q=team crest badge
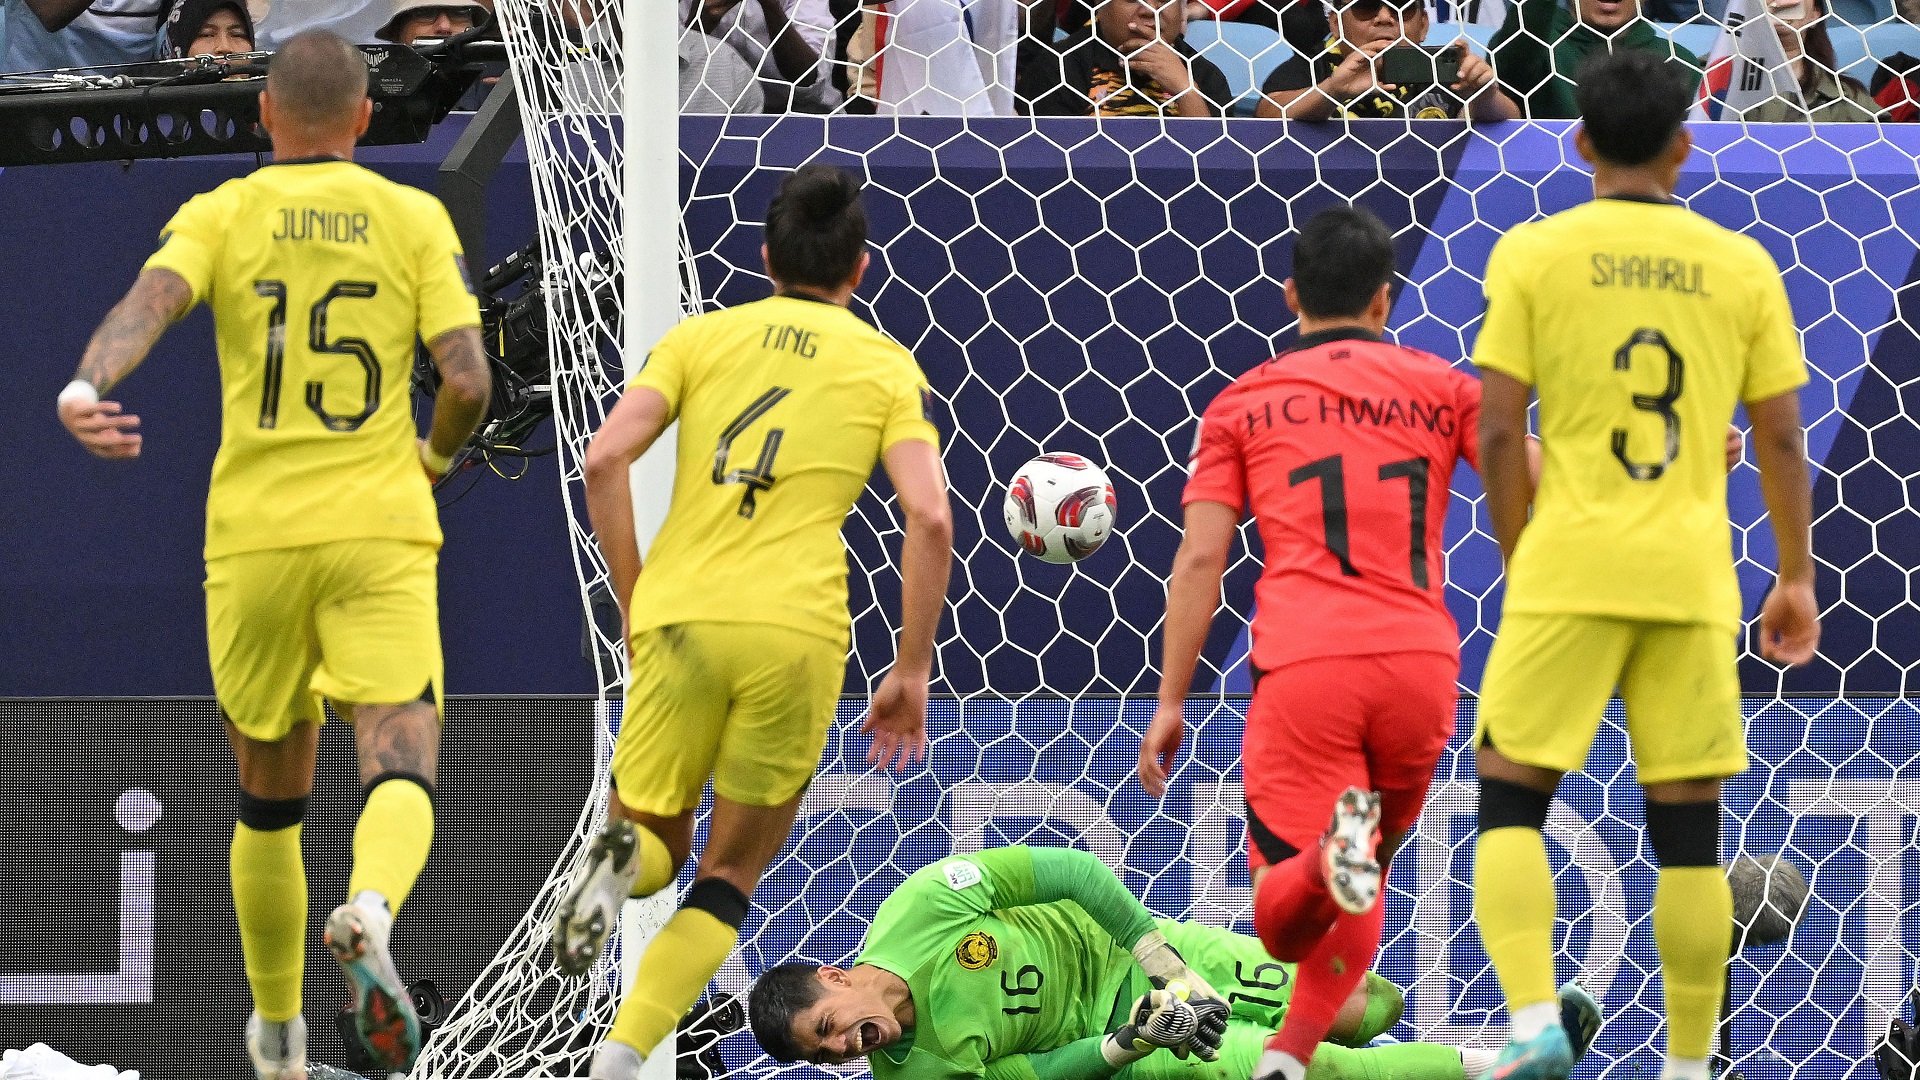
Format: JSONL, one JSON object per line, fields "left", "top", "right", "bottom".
{"left": 955, "top": 931, "right": 997, "bottom": 970}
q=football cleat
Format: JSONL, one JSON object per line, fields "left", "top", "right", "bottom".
{"left": 1490, "top": 1023, "right": 1573, "bottom": 1080}
{"left": 553, "top": 817, "right": 642, "bottom": 976}
{"left": 327, "top": 897, "right": 422, "bottom": 1073}
{"left": 244, "top": 1012, "right": 306, "bottom": 1080}
{"left": 1558, "top": 983, "right": 1603, "bottom": 1063}
{"left": 1323, "top": 787, "right": 1384, "bottom": 915}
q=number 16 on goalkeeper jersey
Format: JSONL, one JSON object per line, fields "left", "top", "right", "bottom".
{"left": 553, "top": 164, "right": 955, "bottom": 1080}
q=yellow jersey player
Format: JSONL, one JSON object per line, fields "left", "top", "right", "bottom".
{"left": 1469, "top": 52, "right": 1821, "bottom": 1080}
{"left": 54, "top": 31, "right": 489, "bottom": 1080}
{"left": 555, "top": 163, "right": 954, "bottom": 1080}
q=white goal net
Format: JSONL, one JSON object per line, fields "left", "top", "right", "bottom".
{"left": 415, "top": 3, "right": 1920, "bottom": 1078}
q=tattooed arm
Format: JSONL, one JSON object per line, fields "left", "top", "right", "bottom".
{"left": 59, "top": 267, "right": 195, "bottom": 460}
{"left": 421, "top": 325, "right": 492, "bottom": 478}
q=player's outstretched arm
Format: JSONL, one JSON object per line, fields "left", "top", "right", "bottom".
{"left": 1748, "top": 389, "right": 1820, "bottom": 666}
{"left": 1478, "top": 369, "right": 1534, "bottom": 562}
{"left": 1140, "top": 499, "right": 1237, "bottom": 798}
{"left": 421, "top": 326, "right": 492, "bottom": 480}
{"left": 58, "top": 267, "right": 194, "bottom": 460}
{"left": 863, "top": 438, "right": 952, "bottom": 771}
{"left": 583, "top": 386, "right": 673, "bottom": 641}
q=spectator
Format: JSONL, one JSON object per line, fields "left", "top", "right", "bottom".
{"left": 164, "top": 0, "right": 257, "bottom": 58}
{"left": 1740, "top": 0, "right": 1878, "bottom": 121}
{"left": 1016, "top": 0, "right": 1233, "bottom": 115}
{"left": 1257, "top": 0, "right": 1519, "bottom": 119}
{"left": 376, "top": 0, "right": 490, "bottom": 42}
{"left": 682, "top": 27, "right": 766, "bottom": 110}
{"left": 1489, "top": 0, "right": 1700, "bottom": 117}
{"left": 683, "top": 0, "right": 840, "bottom": 111}
{"left": 1873, "top": 51, "right": 1920, "bottom": 120}
{"left": 3, "top": 0, "right": 165, "bottom": 72}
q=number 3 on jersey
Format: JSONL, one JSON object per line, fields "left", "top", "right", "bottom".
{"left": 714, "top": 386, "right": 792, "bottom": 519}
{"left": 1612, "top": 327, "right": 1683, "bottom": 481}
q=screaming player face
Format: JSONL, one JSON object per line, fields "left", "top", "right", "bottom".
{"left": 787, "top": 966, "right": 906, "bottom": 1064}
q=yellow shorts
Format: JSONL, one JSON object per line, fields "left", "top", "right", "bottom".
{"left": 1475, "top": 613, "right": 1747, "bottom": 785}
{"left": 612, "top": 622, "right": 845, "bottom": 818}
{"left": 206, "top": 539, "right": 443, "bottom": 743}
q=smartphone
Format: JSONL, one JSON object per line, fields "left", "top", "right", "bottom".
{"left": 1375, "top": 44, "right": 1462, "bottom": 86}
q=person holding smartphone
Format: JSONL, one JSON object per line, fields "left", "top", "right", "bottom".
{"left": 1256, "top": 0, "right": 1519, "bottom": 120}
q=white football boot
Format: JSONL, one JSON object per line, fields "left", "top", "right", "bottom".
{"left": 244, "top": 1012, "right": 306, "bottom": 1080}
{"left": 1322, "top": 787, "right": 1384, "bottom": 915}
{"left": 326, "top": 893, "right": 422, "bottom": 1074}
{"left": 553, "top": 818, "right": 643, "bottom": 976}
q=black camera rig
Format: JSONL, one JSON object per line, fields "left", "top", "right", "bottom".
{"left": 0, "top": 30, "right": 505, "bottom": 167}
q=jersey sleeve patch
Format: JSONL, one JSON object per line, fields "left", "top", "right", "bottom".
{"left": 943, "top": 859, "right": 984, "bottom": 891}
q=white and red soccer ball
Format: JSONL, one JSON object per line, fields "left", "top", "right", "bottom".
{"left": 1002, "top": 453, "right": 1118, "bottom": 564}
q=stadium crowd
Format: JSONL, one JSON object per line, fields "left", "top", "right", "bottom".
{"left": 0, "top": 0, "right": 1914, "bottom": 120}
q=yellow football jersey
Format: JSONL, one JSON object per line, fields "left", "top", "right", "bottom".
{"left": 144, "top": 158, "right": 481, "bottom": 561}
{"left": 627, "top": 295, "right": 940, "bottom": 648}
{"left": 1474, "top": 197, "right": 1808, "bottom": 632}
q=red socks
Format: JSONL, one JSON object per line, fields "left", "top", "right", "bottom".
{"left": 1255, "top": 851, "right": 1388, "bottom": 1065}
{"left": 1253, "top": 849, "right": 1341, "bottom": 962}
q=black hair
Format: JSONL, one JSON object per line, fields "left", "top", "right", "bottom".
{"left": 749, "top": 963, "right": 828, "bottom": 1063}
{"left": 1575, "top": 51, "right": 1692, "bottom": 167}
{"left": 1290, "top": 205, "right": 1396, "bottom": 319}
{"left": 765, "top": 164, "right": 868, "bottom": 292}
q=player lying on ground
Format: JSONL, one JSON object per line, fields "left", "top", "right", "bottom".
{"left": 749, "top": 845, "right": 1601, "bottom": 1080}
{"left": 1470, "top": 51, "right": 1820, "bottom": 1080}
{"left": 54, "top": 30, "right": 490, "bottom": 1080}
{"left": 553, "top": 163, "right": 954, "bottom": 1080}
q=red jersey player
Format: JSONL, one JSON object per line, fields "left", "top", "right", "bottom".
{"left": 1140, "top": 206, "right": 1489, "bottom": 1080}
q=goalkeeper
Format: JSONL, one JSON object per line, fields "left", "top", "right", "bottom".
{"left": 749, "top": 846, "right": 1599, "bottom": 1080}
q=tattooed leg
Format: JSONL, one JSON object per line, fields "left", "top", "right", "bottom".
{"left": 341, "top": 699, "right": 440, "bottom": 913}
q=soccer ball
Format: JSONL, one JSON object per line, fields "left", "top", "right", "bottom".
{"left": 1727, "top": 853, "right": 1811, "bottom": 948}
{"left": 1003, "top": 453, "right": 1118, "bottom": 564}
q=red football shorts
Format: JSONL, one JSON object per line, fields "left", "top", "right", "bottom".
{"left": 1242, "top": 651, "right": 1460, "bottom": 871}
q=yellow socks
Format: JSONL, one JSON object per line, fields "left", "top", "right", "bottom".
{"left": 231, "top": 821, "right": 307, "bottom": 1022}
{"left": 1473, "top": 826, "right": 1559, "bottom": 1012}
{"left": 1654, "top": 866, "right": 1733, "bottom": 1060}
{"left": 348, "top": 778, "right": 435, "bottom": 912}
{"left": 633, "top": 824, "right": 676, "bottom": 898}
{"left": 608, "top": 880, "right": 748, "bottom": 1056}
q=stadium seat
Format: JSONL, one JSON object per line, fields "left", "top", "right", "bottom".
{"left": 1656, "top": 21, "right": 1724, "bottom": 59}
{"left": 1828, "top": 23, "right": 1875, "bottom": 81}
{"left": 1828, "top": 0, "right": 1892, "bottom": 25}
{"left": 1867, "top": 21, "right": 1920, "bottom": 70}
{"left": 1426, "top": 21, "right": 1500, "bottom": 51}
{"left": 1184, "top": 20, "right": 1293, "bottom": 114}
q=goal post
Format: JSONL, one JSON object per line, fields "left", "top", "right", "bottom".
{"left": 424, "top": 5, "right": 1920, "bottom": 1076}
{"left": 617, "top": 1, "right": 684, "bottom": 1079}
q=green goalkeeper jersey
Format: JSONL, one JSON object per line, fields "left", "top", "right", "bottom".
{"left": 859, "top": 847, "right": 1156, "bottom": 1080}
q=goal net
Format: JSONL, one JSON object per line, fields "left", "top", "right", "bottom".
{"left": 416, "top": 4, "right": 1920, "bottom": 1078}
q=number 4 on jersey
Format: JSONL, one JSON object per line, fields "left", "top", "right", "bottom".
{"left": 713, "top": 386, "right": 792, "bottom": 518}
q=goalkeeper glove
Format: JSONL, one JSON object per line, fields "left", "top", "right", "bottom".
{"left": 1130, "top": 930, "right": 1231, "bottom": 1060}
{"left": 1101, "top": 989, "right": 1199, "bottom": 1069}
